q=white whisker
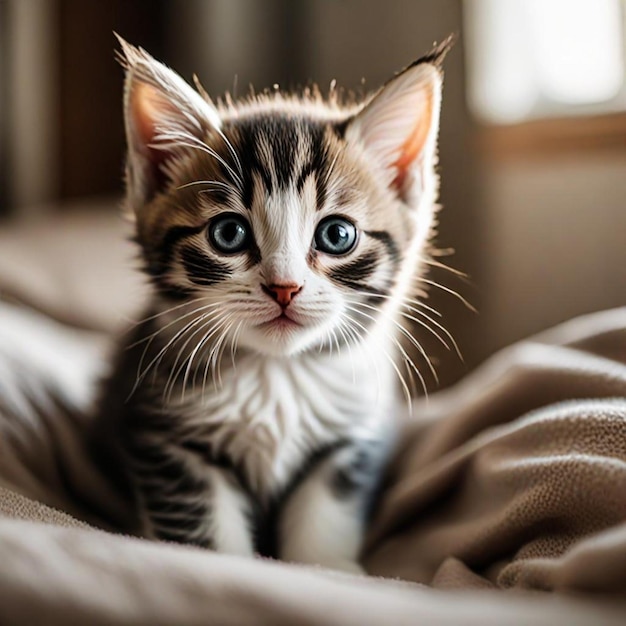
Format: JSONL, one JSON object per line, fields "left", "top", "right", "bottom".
{"left": 177, "top": 179, "right": 238, "bottom": 195}
{"left": 126, "top": 295, "right": 212, "bottom": 328}
{"left": 347, "top": 290, "right": 463, "bottom": 362}
{"left": 129, "top": 301, "right": 224, "bottom": 349}
{"left": 153, "top": 130, "right": 243, "bottom": 190}
{"left": 416, "top": 277, "right": 477, "bottom": 313}
{"left": 230, "top": 321, "right": 244, "bottom": 371}
{"left": 345, "top": 302, "right": 437, "bottom": 386}
{"left": 163, "top": 311, "right": 227, "bottom": 402}
{"left": 131, "top": 302, "right": 225, "bottom": 393}
{"left": 214, "top": 127, "right": 244, "bottom": 179}
{"left": 181, "top": 312, "right": 232, "bottom": 401}
{"left": 334, "top": 318, "right": 355, "bottom": 384}
{"left": 343, "top": 314, "right": 415, "bottom": 410}
{"left": 350, "top": 297, "right": 458, "bottom": 360}
{"left": 201, "top": 315, "right": 234, "bottom": 396}
{"left": 404, "top": 306, "right": 464, "bottom": 362}
{"left": 423, "top": 257, "right": 469, "bottom": 279}
{"left": 212, "top": 317, "right": 236, "bottom": 389}
{"left": 132, "top": 308, "right": 221, "bottom": 397}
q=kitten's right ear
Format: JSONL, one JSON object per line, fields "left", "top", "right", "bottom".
{"left": 116, "top": 35, "right": 221, "bottom": 212}
{"left": 343, "top": 37, "right": 453, "bottom": 207}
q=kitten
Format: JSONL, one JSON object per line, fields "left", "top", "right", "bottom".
{"left": 95, "top": 36, "right": 449, "bottom": 574}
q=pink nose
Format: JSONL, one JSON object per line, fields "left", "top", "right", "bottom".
{"left": 262, "top": 283, "right": 303, "bottom": 307}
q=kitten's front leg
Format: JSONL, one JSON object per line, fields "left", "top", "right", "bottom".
{"left": 278, "top": 442, "right": 384, "bottom": 575}
{"left": 130, "top": 444, "right": 255, "bottom": 556}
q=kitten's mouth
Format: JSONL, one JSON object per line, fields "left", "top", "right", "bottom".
{"left": 261, "top": 312, "right": 302, "bottom": 330}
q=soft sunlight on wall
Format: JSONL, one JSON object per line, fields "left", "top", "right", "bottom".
{"left": 464, "top": 0, "right": 626, "bottom": 123}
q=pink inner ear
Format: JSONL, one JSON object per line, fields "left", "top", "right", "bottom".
{"left": 131, "top": 82, "right": 169, "bottom": 158}
{"left": 129, "top": 82, "right": 173, "bottom": 192}
{"left": 391, "top": 90, "right": 433, "bottom": 192}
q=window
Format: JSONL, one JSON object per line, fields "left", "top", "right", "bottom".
{"left": 464, "top": 0, "right": 626, "bottom": 124}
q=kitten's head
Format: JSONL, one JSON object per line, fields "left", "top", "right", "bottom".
{"left": 120, "top": 37, "right": 449, "bottom": 358}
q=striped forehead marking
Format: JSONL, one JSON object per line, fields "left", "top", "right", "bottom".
{"left": 226, "top": 115, "right": 334, "bottom": 211}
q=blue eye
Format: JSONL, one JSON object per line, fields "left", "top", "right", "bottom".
{"left": 209, "top": 214, "right": 251, "bottom": 254}
{"left": 314, "top": 217, "right": 358, "bottom": 255}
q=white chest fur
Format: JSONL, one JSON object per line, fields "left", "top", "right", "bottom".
{"left": 176, "top": 349, "right": 393, "bottom": 500}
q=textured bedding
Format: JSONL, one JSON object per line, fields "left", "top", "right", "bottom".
{"left": 0, "top": 211, "right": 625, "bottom": 622}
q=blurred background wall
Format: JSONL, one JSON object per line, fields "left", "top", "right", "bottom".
{"left": 0, "top": 0, "right": 625, "bottom": 389}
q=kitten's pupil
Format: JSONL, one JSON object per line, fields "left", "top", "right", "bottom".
{"left": 314, "top": 217, "right": 357, "bottom": 255}
{"left": 329, "top": 224, "right": 348, "bottom": 245}
{"left": 209, "top": 213, "right": 250, "bottom": 254}
{"left": 222, "top": 222, "right": 242, "bottom": 243}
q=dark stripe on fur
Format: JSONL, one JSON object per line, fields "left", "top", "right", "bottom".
{"left": 315, "top": 174, "right": 327, "bottom": 211}
{"left": 180, "top": 246, "right": 231, "bottom": 286}
{"left": 331, "top": 445, "right": 378, "bottom": 497}
{"left": 333, "top": 118, "right": 349, "bottom": 139}
{"left": 263, "top": 117, "right": 297, "bottom": 189}
{"left": 199, "top": 185, "right": 231, "bottom": 206}
{"left": 334, "top": 280, "right": 388, "bottom": 296}
{"left": 296, "top": 165, "right": 327, "bottom": 211}
{"left": 257, "top": 441, "right": 346, "bottom": 558}
{"left": 364, "top": 230, "right": 399, "bottom": 262}
{"left": 334, "top": 187, "right": 356, "bottom": 207}
{"left": 295, "top": 124, "right": 330, "bottom": 210}
{"left": 158, "top": 223, "right": 208, "bottom": 266}
{"left": 246, "top": 240, "right": 262, "bottom": 267}
{"left": 150, "top": 279, "right": 193, "bottom": 301}
{"left": 142, "top": 223, "right": 208, "bottom": 300}
{"left": 328, "top": 251, "right": 380, "bottom": 292}
{"left": 231, "top": 118, "right": 276, "bottom": 206}
{"left": 128, "top": 440, "right": 215, "bottom": 547}
{"left": 231, "top": 116, "right": 332, "bottom": 209}
{"left": 329, "top": 441, "right": 387, "bottom": 520}
{"left": 295, "top": 160, "right": 315, "bottom": 194}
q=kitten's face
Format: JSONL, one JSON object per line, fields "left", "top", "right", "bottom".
{"left": 120, "top": 39, "right": 446, "bottom": 358}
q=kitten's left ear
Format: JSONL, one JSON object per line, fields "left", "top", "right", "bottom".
{"left": 116, "top": 34, "right": 222, "bottom": 213}
{"left": 344, "top": 38, "right": 453, "bottom": 205}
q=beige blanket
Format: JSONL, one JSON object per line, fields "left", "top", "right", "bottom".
{"left": 0, "top": 296, "right": 625, "bottom": 623}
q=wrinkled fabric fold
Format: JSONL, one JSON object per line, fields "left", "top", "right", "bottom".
{"left": 364, "top": 309, "right": 626, "bottom": 591}
{"left": 1, "top": 304, "right": 625, "bottom": 623}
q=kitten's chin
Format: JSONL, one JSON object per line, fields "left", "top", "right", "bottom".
{"left": 238, "top": 321, "right": 327, "bottom": 358}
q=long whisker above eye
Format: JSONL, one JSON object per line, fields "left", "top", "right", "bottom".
{"left": 154, "top": 130, "right": 244, "bottom": 191}
{"left": 324, "top": 151, "right": 341, "bottom": 186}
{"left": 177, "top": 179, "right": 238, "bottom": 195}
{"left": 191, "top": 74, "right": 244, "bottom": 180}
{"left": 214, "top": 127, "right": 244, "bottom": 180}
